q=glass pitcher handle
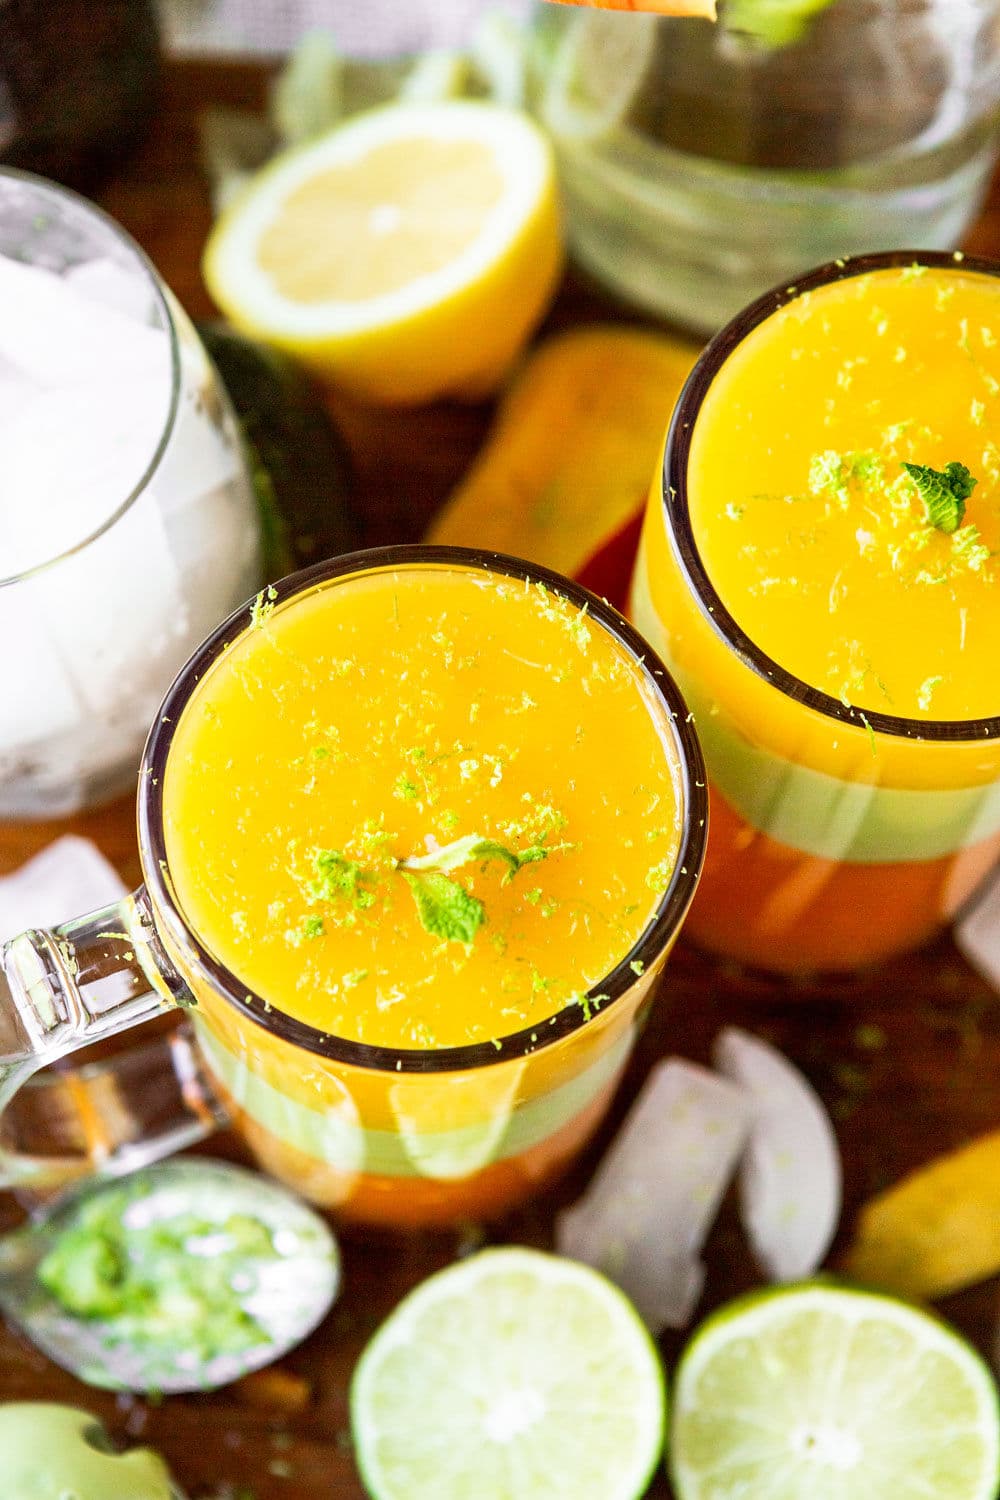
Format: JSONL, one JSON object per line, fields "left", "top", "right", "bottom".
{"left": 0, "top": 885, "right": 226, "bottom": 1195}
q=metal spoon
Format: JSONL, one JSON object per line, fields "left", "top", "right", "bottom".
{"left": 0, "top": 1158, "right": 340, "bottom": 1392}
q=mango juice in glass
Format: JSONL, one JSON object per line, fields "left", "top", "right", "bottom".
{"left": 0, "top": 549, "right": 706, "bottom": 1228}
{"left": 631, "top": 252, "right": 1000, "bottom": 975}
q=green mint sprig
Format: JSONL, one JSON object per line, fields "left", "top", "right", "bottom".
{"left": 398, "top": 833, "right": 548, "bottom": 883}
{"left": 902, "top": 461, "right": 977, "bottom": 535}
{"left": 295, "top": 833, "right": 563, "bottom": 948}
{"left": 397, "top": 833, "right": 554, "bottom": 942}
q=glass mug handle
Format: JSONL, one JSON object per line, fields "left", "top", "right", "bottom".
{"left": 0, "top": 886, "right": 227, "bottom": 1196}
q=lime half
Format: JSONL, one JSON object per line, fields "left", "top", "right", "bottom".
{"left": 671, "top": 1282, "right": 1000, "bottom": 1500}
{"left": 351, "top": 1247, "right": 665, "bottom": 1500}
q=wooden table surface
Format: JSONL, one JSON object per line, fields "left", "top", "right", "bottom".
{"left": 3, "top": 59, "right": 1000, "bottom": 1500}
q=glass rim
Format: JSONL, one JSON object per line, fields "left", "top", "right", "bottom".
{"left": 138, "top": 544, "right": 708, "bottom": 1076}
{"left": 663, "top": 247, "right": 1000, "bottom": 744}
{"left": 0, "top": 166, "right": 181, "bottom": 590}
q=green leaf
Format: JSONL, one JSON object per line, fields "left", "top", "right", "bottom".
{"left": 400, "top": 834, "right": 548, "bottom": 881}
{"left": 723, "top": 0, "right": 836, "bottom": 48}
{"left": 902, "top": 461, "right": 977, "bottom": 534}
{"left": 403, "top": 871, "right": 485, "bottom": 945}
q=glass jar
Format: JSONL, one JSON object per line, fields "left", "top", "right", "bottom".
{"left": 530, "top": 0, "right": 1000, "bottom": 333}
{"left": 629, "top": 250, "right": 1000, "bottom": 974}
{"left": 0, "top": 171, "right": 262, "bottom": 818}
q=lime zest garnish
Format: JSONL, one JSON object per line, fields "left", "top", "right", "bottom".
{"left": 250, "top": 584, "right": 278, "bottom": 629}
{"left": 402, "top": 870, "right": 485, "bottom": 945}
{"left": 309, "top": 848, "right": 378, "bottom": 910}
{"left": 917, "top": 676, "right": 943, "bottom": 712}
{"left": 902, "top": 460, "right": 977, "bottom": 534}
{"left": 37, "top": 1189, "right": 277, "bottom": 1361}
{"left": 952, "top": 523, "right": 992, "bottom": 572}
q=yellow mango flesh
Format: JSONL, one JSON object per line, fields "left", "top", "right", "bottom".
{"left": 163, "top": 566, "right": 681, "bottom": 1049}
{"left": 689, "top": 264, "right": 1000, "bottom": 722}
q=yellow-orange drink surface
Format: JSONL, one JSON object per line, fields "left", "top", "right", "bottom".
{"left": 153, "top": 555, "right": 701, "bottom": 1224}
{"left": 632, "top": 256, "right": 1000, "bottom": 974}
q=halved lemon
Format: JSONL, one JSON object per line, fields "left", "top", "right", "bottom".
{"left": 203, "top": 101, "right": 563, "bottom": 406}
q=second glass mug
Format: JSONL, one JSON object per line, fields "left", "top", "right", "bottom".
{"left": 0, "top": 547, "right": 707, "bottom": 1228}
{"left": 630, "top": 250, "right": 1000, "bottom": 975}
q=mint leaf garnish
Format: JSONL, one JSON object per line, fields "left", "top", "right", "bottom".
{"left": 902, "top": 461, "right": 977, "bottom": 534}
{"left": 400, "top": 834, "right": 548, "bottom": 883}
{"left": 296, "top": 830, "right": 556, "bottom": 948}
{"left": 403, "top": 871, "right": 485, "bottom": 944}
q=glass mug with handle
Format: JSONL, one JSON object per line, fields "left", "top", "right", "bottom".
{"left": 0, "top": 546, "right": 707, "bottom": 1228}
{"left": 630, "top": 250, "right": 1000, "bottom": 975}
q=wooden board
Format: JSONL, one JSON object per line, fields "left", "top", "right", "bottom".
{"left": 2, "top": 59, "right": 1000, "bottom": 1500}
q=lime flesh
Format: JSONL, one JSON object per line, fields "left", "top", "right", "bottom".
{"left": 671, "top": 1283, "right": 1000, "bottom": 1500}
{"left": 351, "top": 1246, "right": 665, "bottom": 1500}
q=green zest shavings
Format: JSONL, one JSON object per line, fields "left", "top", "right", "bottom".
{"left": 37, "top": 1190, "right": 276, "bottom": 1361}
{"left": 309, "top": 848, "right": 377, "bottom": 910}
{"left": 902, "top": 461, "right": 977, "bottom": 534}
{"left": 250, "top": 583, "right": 278, "bottom": 629}
{"left": 402, "top": 870, "right": 485, "bottom": 944}
{"left": 808, "top": 449, "right": 883, "bottom": 507}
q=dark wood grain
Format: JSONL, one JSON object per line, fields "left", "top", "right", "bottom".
{"left": 2, "top": 58, "right": 1000, "bottom": 1500}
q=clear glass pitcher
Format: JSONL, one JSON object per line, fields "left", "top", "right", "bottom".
{"left": 0, "top": 547, "right": 707, "bottom": 1228}
{"left": 531, "top": 0, "right": 1000, "bottom": 332}
{"left": 0, "top": 169, "right": 261, "bottom": 818}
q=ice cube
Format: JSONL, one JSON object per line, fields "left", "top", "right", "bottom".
{"left": 64, "top": 257, "right": 158, "bottom": 324}
{"left": 0, "top": 581, "right": 82, "bottom": 757}
{"left": 0, "top": 253, "right": 168, "bottom": 386}
{"left": 0, "top": 836, "right": 126, "bottom": 944}
{"left": 0, "top": 354, "right": 41, "bottom": 435}
{"left": 32, "top": 482, "right": 188, "bottom": 714}
{"left": 0, "top": 374, "right": 172, "bottom": 573}
{"left": 160, "top": 479, "right": 261, "bottom": 639}
{"left": 556, "top": 1059, "right": 752, "bottom": 1332}
{"left": 714, "top": 1027, "right": 841, "bottom": 1281}
{"left": 956, "top": 864, "right": 1000, "bottom": 992}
